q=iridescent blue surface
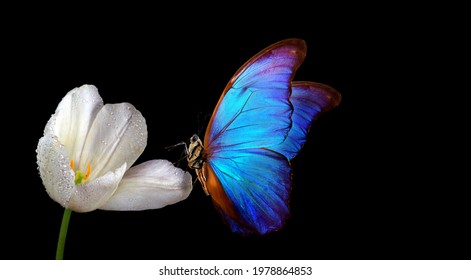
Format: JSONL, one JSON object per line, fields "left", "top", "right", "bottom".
{"left": 275, "top": 81, "right": 342, "bottom": 160}
{"left": 201, "top": 39, "right": 341, "bottom": 235}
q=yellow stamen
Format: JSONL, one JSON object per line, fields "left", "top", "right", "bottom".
{"left": 70, "top": 159, "right": 75, "bottom": 170}
{"left": 84, "top": 164, "right": 91, "bottom": 180}
{"left": 72, "top": 162, "right": 92, "bottom": 185}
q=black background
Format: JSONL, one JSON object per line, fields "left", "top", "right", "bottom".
{"left": 2, "top": 5, "right": 467, "bottom": 260}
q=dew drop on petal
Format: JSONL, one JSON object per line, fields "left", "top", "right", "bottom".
{"left": 37, "top": 134, "right": 75, "bottom": 207}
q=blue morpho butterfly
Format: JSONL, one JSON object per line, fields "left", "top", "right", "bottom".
{"left": 171, "top": 38, "right": 341, "bottom": 235}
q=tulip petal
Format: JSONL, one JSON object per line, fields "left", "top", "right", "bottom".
{"left": 36, "top": 133, "right": 76, "bottom": 208}
{"left": 78, "top": 103, "right": 147, "bottom": 180}
{"left": 67, "top": 163, "right": 127, "bottom": 212}
{"left": 47, "top": 84, "right": 104, "bottom": 163}
{"left": 99, "top": 160, "right": 193, "bottom": 211}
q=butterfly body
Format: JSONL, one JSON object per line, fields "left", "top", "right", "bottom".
{"left": 186, "top": 38, "right": 341, "bottom": 235}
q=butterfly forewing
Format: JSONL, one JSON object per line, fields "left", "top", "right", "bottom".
{"left": 200, "top": 39, "right": 308, "bottom": 235}
{"left": 204, "top": 39, "right": 307, "bottom": 153}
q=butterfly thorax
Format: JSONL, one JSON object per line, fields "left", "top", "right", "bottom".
{"left": 187, "top": 134, "right": 205, "bottom": 169}
{"left": 186, "top": 134, "right": 210, "bottom": 195}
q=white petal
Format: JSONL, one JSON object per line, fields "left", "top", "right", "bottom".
{"left": 99, "top": 160, "right": 193, "bottom": 211}
{"left": 67, "top": 163, "right": 127, "bottom": 212}
{"left": 46, "top": 84, "right": 103, "bottom": 163}
{"left": 36, "top": 133, "right": 76, "bottom": 208}
{"left": 78, "top": 103, "right": 147, "bottom": 180}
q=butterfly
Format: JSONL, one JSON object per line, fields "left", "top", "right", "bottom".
{"left": 181, "top": 38, "right": 341, "bottom": 235}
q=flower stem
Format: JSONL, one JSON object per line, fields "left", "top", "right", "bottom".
{"left": 56, "top": 208, "right": 72, "bottom": 260}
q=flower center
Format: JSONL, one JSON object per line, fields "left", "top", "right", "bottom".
{"left": 70, "top": 160, "right": 91, "bottom": 185}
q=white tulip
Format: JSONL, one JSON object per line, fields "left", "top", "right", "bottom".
{"left": 36, "top": 84, "right": 192, "bottom": 212}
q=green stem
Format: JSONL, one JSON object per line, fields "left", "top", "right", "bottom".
{"left": 56, "top": 208, "right": 72, "bottom": 260}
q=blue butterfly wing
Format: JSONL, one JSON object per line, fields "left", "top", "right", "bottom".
{"left": 203, "top": 82, "right": 341, "bottom": 234}
{"left": 275, "top": 81, "right": 342, "bottom": 160}
{"left": 204, "top": 149, "right": 291, "bottom": 235}
{"left": 201, "top": 39, "right": 307, "bottom": 235}
{"left": 204, "top": 39, "right": 307, "bottom": 152}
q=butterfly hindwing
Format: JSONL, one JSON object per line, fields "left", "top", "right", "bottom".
{"left": 204, "top": 148, "right": 291, "bottom": 235}
{"left": 275, "top": 81, "right": 342, "bottom": 160}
